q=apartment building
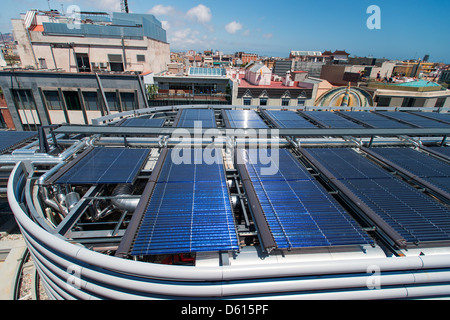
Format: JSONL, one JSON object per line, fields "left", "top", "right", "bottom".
{"left": 12, "top": 10, "right": 170, "bottom": 74}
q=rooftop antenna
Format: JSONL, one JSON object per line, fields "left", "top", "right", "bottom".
{"left": 121, "top": 0, "right": 129, "bottom": 13}
{"left": 47, "top": 0, "right": 51, "bottom": 11}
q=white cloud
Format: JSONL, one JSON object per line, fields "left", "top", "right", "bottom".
{"left": 243, "top": 29, "right": 250, "bottom": 36}
{"left": 147, "top": 5, "right": 176, "bottom": 16}
{"left": 161, "top": 21, "right": 171, "bottom": 30}
{"left": 169, "top": 27, "right": 216, "bottom": 50}
{"left": 225, "top": 21, "right": 243, "bottom": 34}
{"left": 263, "top": 33, "right": 273, "bottom": 39}
{"left": 186, "top": 4, "right": 212, "bottom": 24}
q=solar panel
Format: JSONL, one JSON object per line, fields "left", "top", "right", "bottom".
{"left": 131, "top": 148, "right": 239, "bottom": 255}
{"left": 339, "top": 111, "right": 413, "bottom": 129}
{"left": 263, "top": 110, "right": 317, "bottom": 128}
{"left": 0, "top": 131, "right": 37, "bottom": 154}
{"left": 240, "top": 148, "right": 373, "bottom": 249}
{"left": 411, "top": 112, "right": 450, "bottom": 124}
{"left": 428, "top": 147, "right": 450, "bottom": 159}
{"left": 223, "top": 110, "right": 268, "bottom": 128}
{"left": 176, "top": 109, "right": 217, "bottom": 128}
{"left": 305, "top": 148, "right": 450, "bottom": 244}
{"left": 377, "top": 112, "right": 449, "bottom": 128}
{"left": 55, "top": 147, "right": 150, "bottom": 185}
{"left": 120, "top": 118, "right": 166, "bottom": 127}
{"left": 366, "top": 147, "right": 450, "bottom": 194}
{"left": 301, "top": 111, "right": 364, "bottom": 128}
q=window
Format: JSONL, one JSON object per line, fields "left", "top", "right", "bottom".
{"left": 38, "top": 58, "right": 47, "bottom": 69}
{"left": 63, "top": 91, "right": 82, "bottom": 111}
{"left": 282, "top": 98, "right": 290, "bottom": 106}
{"left": 11, "top": 89, "right": 40, "bottom": 131}
{"left": 83, "top": 92, "right": 100, "bottom": 111}
{"left": 259, "top": 98, "right": 268, "bottom": 106}
{"left": 108, "top": 54, "right": 124, "bottom": 72}
{"left": 435, "top": 97, "right": 446, "bottom": 109}
{"left": 106, "top": 92, "right": 120, "bottom": 111}
{"left": 120, "top": 92, "right": 136, "bottom": 111}
{"left": 376, "top": 97, "right": 391, "bottom": 107}
{"left": 297, "top": 98, "right": 306, "bottom": 106}
{"left": 243, "top": 98, "right": 251, "bottom": 105}
{"left": 137, "top": 54, "right": 146, "bottom": 62}
{"left": 76, "top": 53, "right": 91, "bottom": 73}
{"left": 43, "top": 91, "right": 62, "bottom": 110}
{"left": 401, "top": 97, "right": 415, "bottom": 108}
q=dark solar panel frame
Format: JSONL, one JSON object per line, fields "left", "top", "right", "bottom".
{"left": 0, "top": 131, "right": 37, "bottom": 154}
{"left": 120, "top": 118, "right": 166, "bottom": 128}
{"left": 55, "top": 147, "right": 151, "bottom": 185}
{"left": 263, "top": 110, "right": 317, "bottom": 129}
{"left": 363, "top": 147, "right": 450, "bottom": 196}
{"left": 376, "top": 112, "right": 449, "bottom": 128}
{"left": 240, "top": 148, "right": 373, "bottom": 250}
{"left": 411, "top": 112, "right": 450, "bottom": 125}
{"left": 300, "top": 111, "right": 364, "bottom": 129}
{"left": 338, "top": 111, "right": 413, "bottom": 129}
{"left": 176, "top": 109, "right": 217, "bottom": 128}
{"left": 131, "top": 148, "right": 239, "bottom": 256}
{"left": 304, "top": 148, "right": 450, "bottom": 245}
{"left": 223, "top": 110, "right": 268, "bottom": 128}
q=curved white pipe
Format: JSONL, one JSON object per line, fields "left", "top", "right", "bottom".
{"left": 9, "top": 162, "right": 450, "bottom": 299}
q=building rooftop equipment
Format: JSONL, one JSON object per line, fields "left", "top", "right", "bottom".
{"left": 5, "top": 105, "right": 450, "bottom": 300}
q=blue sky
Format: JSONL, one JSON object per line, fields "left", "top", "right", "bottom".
{"left": 1, "top": 0, "right": 449, "bottom": 63}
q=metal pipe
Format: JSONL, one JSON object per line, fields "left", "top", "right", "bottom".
{"left": 110, "top": 184, "right": 139, "bottom": 213}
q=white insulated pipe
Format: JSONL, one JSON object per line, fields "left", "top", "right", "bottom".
{"left": 8, "top": 162, "right": 450, "bottom": 299}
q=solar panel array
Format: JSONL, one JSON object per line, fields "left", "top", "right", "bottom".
{"left": 412, "top": 112, "right": 450, "bottom": 124}
{"left": 177, "top": 109, "right": 217, "bottom": 128}
{"left": 263, "top": 110, "right": 317, "bottom": 128}
{"left": 305, "top": 148, "right": 450, "bottom": 244}
{"left": 188, "top": 67, "right": 226, "bottom": 77}
{"left": 368, "top": 147, "right": 450, "bottom": 194}
{"left": 339, "top": 111, "right": 413, "bottom": 128}
{"left": 0, "top": 131, "right": 37, "bottom": 154}
{"left": 376, "top": 112, "right": 449, "bottom": 128}
{"left": 131, "top": 148, "right": 239, "bottom": 255}
{"left": 301, "top": 111, "right": 364, "bottom": 128}
{"left": 120, "top": 118, "right": 166, "bottom": 128}
{"left": 223, "top": 110, "right": 268, "bottom": 128}
{"left": 56, "top": 147, "right": 150, "bottom": 185}
{"left": 241, "top": 148, "right": 373, "bottom": 249}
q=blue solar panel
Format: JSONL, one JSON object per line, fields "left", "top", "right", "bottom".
{"left": 377, "top": 112, "right": 449, "bottom": 128}
{"left": 241, "top": 148, "right": 373, "bottom": 249}
{"left": 339, "top": 112, "right": 413, "bottom": 129}
{"left": 56, "top": 147, "right": 150, "bottom": 185}
{"left": 429, "top": 147, "right": 450, "bottom": 158}
{"left": 224, "top": 110, "right": 268, "bottom": 128}
{"left": 131, "top": 148, "right": 239, "bottom": 255}
{"left": 0, "top": 131, "right": 37, "bottom": 154}
{"left": 367, "top": 147, "right": 450, "bottom": 194}
{"left": 177, "top": 109, "right": 217, "bottom": 128}
{"left": 305, "top": 148, "right": 450, "bottom": 244}
{"left": 302, "top": 111, "right": 364, "bottom": 128}
{"left": 121, "top": 118, "right": 166, "bottom": 127}
{"left": 412, "top": 112, "right": 450, "bottom": 124}
{"left": 264, "top": 110, "right": 317, "bottom": 128}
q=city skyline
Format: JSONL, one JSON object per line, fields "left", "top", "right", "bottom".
{"left": 0, "top": 0, "right": 449, "bottom": 63}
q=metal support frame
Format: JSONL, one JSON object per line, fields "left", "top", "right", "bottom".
{"left": 55, "top": 185, "right": 101, "bottom": 236}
